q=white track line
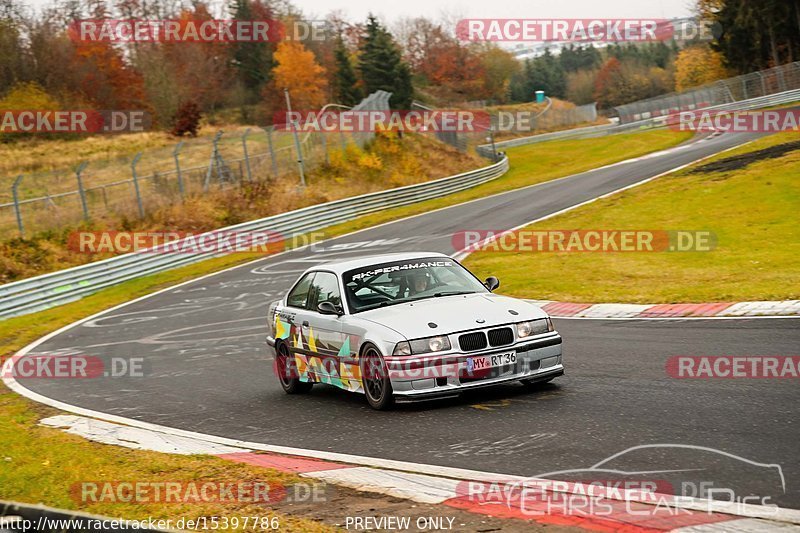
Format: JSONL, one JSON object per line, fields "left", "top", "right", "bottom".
{"left": 453, "top": 138, "right": 755, "bottom": 262}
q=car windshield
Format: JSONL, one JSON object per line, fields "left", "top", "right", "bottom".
{"left": 342, "top": 257, "right": 488, "bottom": 313}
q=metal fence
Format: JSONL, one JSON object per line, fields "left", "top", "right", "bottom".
{"left": 0, "top": 91, "right": 392, "bottom": 238}
{"left": 487, "top": 87, "right": 800, "bottom": 152}
{"left": 496, "top": 102, "right": 598, "bottom": 133}
{"left": 0, "top": 155, "right": 509, "bottom": 319}
{"left": 614, "top": 61, "right": 800, "bottom": 123}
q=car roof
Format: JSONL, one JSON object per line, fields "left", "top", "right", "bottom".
{"left": 304, "top": 251, "right": 452, "bottom": 276}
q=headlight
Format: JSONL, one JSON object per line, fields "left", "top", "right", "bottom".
{"left": 516, "top": 318, "right": 552, "bottom": 338}
{"left": 516, "top": 321, "right": 533, "bottom": 338}
{"left": 425, "top": 336, "right": 449, "bottom": 352}
{"left": 393, "top": 336, "right": 451, "bottom": 355}
{"left": 393, "top": 341, "right": 412, "bottom": 356}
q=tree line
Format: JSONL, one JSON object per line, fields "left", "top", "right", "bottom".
{"left": 0, "top": 0, "right": 797, "bottom": 134}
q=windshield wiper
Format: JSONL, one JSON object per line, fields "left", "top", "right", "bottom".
{"left": 358, "top": 298, "right": 414, "bottom": 312}
{"left": 432, "top": 291, "right": 476, "bottom": 297}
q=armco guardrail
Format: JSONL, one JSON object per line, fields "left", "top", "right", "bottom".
{"left": 482, "top": 88, "right": 800, "bottom": 153}
{"left": 0, "top": 156, "right": 509, "bottom": 319}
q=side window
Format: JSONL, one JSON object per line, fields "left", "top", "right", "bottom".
{"left": 287, "top": 273, "right": 315, "bottom": 309}
{"left": 309, "top": 272, "right": 342, "bottom": 310}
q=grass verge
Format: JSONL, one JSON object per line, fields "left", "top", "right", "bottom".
{"left": 463, "top": 132, "right": 800, "bottom": 303}
{"left": 317, "top": 128, "right": 692, "bottom": 237}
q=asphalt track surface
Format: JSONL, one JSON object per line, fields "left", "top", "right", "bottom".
{"left": 14, "top": 130, "right": 800, "bottom": 507}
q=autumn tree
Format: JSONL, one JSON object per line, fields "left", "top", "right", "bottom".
{"left": 594, "top": 57, "right": 654, "bottom": 108}
{"left": 675, "top": 45, "right": 728, "bottom": 91}
{"left": 270, "top": 40, "right": 328, "bottom": 110}
{"left": 160, "top": 4, "right": 231, "bottom": 114}
{"left": 480, "top": 46, "right": 519, "bottom": 103}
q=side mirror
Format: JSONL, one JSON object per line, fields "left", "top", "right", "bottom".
{"left": 484, "top": 276, "right": 500, "bottom": 292}
{"left": 318, "top": 301, "right": 343, "bottom": 316}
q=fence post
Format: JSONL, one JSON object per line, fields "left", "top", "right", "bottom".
{"left": 241, "top": 128, "right": 253, "bottom": 182}
{"left": 261, "top": 126, "right": 279, "bottom": 177}
{"left": 213, "top": 131, "right": 225, "bottom": 187}
{"left": 320, "top": 133, "right": 329, "bottom": 165}
{"left": 284, "top": 88, "right": 306, "bottom": 187}
{"left": 12, "top": 175, "right": 24, "bottom": 238}
{"left": 486, "top": 128, "right": 498, "bottom": 163}
{"left": 205, "top": 131, "right": 223, "bottom": 190}
{"left": 756, "top": 72, "right": 767, "bottom": 96}
{"left": 75, "top": 161, "right": 89, "bottom": 222}
{"left": 173, "top": 141, "right": 185, "bottom": 201}
{"left": 131, "top": 153, "right": 145, "bottom": 218}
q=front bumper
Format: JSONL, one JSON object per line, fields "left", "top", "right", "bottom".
{"left": 387, "top": 333, "right": 563, "bottom": 402}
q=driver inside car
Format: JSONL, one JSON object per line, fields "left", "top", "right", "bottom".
{"left": 407, "top": 271, "right": 430, "bottom": 296}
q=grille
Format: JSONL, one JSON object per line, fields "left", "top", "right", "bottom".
{"left": 487, "top": 327, "right": 514, "bottom": 347}
{"left": 458, "top": 332, "right": 488, "bottom": 351}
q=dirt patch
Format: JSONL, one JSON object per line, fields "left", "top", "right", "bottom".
{"left": 271, "top": 482, "right": 582, "bottom": 532}
{"left": 693, "top": 139, "right": 800, "bottom": 173}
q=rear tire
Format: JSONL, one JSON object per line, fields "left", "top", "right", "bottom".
{"left": 276, "top": 341, "right": 313, "bottom": 394}
{"left": 360, "top": 345, "right": 394, "bottom": 410}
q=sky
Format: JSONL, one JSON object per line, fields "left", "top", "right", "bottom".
{"left": 20, "top": 0, "right": 695, "bottom": 22}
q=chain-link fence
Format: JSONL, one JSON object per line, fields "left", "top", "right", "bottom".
{"left": 1, "top": 92, "right": 391, "bottom": 238}
{"left": 412, "top": 99, "right": 598, "bottom": 157}
{"left": 614, "top": 61, "right": 800, "bottom": 123}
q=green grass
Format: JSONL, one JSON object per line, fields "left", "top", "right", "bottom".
{"left": 463, "top": 132, "right": 800, "bottom": 303}
{"left": 0, "top": 127, "right": 694, "bottom": 521}
{"left": 0, "top": 389, "right": 335, "bottom": 531}
{"left": 317, "top": 128, "right": 693, "bottom": 237}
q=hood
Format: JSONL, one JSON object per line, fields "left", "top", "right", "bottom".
{"left": 357, "top": 293, "right": 547, "bottom": 340}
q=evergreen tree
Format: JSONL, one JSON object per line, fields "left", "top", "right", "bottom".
{"left": 711, "top": 0, "right": 799, "bottom": 72}
{"left": 333, "top": 37, "right": 362, "bottom": 106}
{"left": 358, "top": 14, "right": 413, "bottom": 108}
{"left": 229, "top": 0, "right": 274, "bottom": 94}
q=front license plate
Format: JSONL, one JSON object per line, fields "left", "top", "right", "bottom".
{"left": 466, "top": 352, "right": 516, "bottom": 372}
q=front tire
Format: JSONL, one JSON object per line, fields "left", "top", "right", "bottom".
{"left": 360, "top": 345, "right": 394, "bottom": 410}
{"left": 276, "top": 341, "right": 313, "bottom": 394}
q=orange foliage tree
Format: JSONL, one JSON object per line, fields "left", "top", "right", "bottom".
{"left": 674, "top": 46, "right": 728, "bottom": 91}
{"left": 269, "top": 41, "right": 328, "bottom": 111}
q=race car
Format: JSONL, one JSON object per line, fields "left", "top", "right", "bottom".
{"left": 266, "top": 252, "right": 563, "bottom": 409}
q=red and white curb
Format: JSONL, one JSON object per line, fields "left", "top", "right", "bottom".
{"left": 40, "top": 415, "right": 800, "bottom": 532}
{"left": 526, "top": 300, "right": 800, "bottom": 319}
